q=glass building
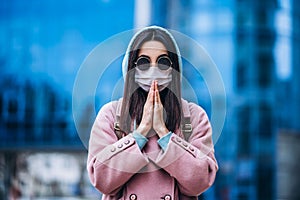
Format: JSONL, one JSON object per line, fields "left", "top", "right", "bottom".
{"left": 1, "top": 0, "right": 299, "bottom": 199}
{"left": 149, "top": 0, "right": 300, "bottom": 200}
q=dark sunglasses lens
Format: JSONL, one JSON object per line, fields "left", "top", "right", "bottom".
{"left": 136, "top": 57, "right": 150, "bottom": 70}
{"left": 157, "top": 57, "right": 172, "bottom": 70}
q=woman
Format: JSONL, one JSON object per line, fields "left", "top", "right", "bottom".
{"left": 87, "top": 26, "right": 218, "bottom": 200}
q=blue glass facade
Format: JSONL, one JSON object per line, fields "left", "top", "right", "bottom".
{"left": 0, "top": 0, "right": 135, "bottom": 198}
{"left": 0, "top": 0, "right": 134, "bottom": 149}
{"left": 1, "top": 0, "right": 299, "bottom": 199}
{"left": 151, "top": 0, "right": 300, "bottom": 200}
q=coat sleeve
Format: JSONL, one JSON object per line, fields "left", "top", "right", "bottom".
{"left": 155, "top": 103, "right": 218, "bottom": 196}
{"left": 87, "top": 102, "right": 149, "bottom": 195}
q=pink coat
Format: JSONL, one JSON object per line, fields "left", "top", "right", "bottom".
{"left": 87, "top": 99, "right": 218, "bottom": 200}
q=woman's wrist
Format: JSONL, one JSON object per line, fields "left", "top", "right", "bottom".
{"left": 156, "top": 127, "right": 169, "bottom": 138}
{"left": 135, "top": 125, "right": 149, "bottom": 136}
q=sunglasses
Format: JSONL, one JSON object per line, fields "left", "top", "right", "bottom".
{"left": 135, "top": 55, "right": 172, "bottom": 71}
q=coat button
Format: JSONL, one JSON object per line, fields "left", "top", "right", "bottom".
{"left": 182, "top": 142, "right": 188, "bottom": 147}
{"left": 124, "top": 140, "right": 130, "bottom": 145}
{"left": 189, "top": 146, "right": 195, "bottom": 151}
{"left": 110, "top": 146, "right": 116, "bottom": 152}
{"left": 118, "top": 143, "right": 123, "bottom": 148}
{"left": 164, "top": 194, "right": 171, "bottom": 200}
{"left": 129, "top": 194, "right": 137, "bottom": 200}
{"left": 176, "top": 137, "right": 181, "bottom": 143}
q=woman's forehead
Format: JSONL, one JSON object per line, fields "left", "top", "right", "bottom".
{"left": 138, "top": 41, "right": 168, "bottom": 57}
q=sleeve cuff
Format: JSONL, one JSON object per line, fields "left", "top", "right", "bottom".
{"left": 132, "top": 132, "right": 148, "bottom": 150}
{"left": 157, "top": 132, "right": 172, "bottom": 151}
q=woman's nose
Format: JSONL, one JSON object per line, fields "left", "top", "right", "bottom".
{"left": 150, "top": 60, "right": 157, "bottom": 67}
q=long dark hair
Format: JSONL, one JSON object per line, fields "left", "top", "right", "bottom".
{"left": 120, "top": 27, "right": 182, "bottom": 134}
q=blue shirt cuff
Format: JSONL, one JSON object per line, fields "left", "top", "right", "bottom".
{"left": 132, "top": 132, "right": 148, "bottom": 150}
{"left": 157, "top": 132, "right": 172, "bottom": 151}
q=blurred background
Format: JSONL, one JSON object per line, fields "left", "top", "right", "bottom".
{"left": 0, "top": 0, "right": 299, "bottom": 199}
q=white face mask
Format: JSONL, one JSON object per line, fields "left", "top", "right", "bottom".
{"left": 135, "top": 67, "right": 172, "bottom": 91}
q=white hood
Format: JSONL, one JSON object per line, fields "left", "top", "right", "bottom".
{"left": 121, "top": 25, "right": 183, "bottom": 80}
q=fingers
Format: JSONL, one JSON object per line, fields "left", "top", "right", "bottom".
{"left": 137, "top": 81, "right": 155, "bottom": 136}
{"left": 154, "top": 89, "right": 158, "bottom": 105}
{"left": 151, "top": 80, "right": 155, "bottom": 91}
{"left": 154, "top": 80, "right": 158, "bottom": 91}
{"left": 146, "top": 81, "right": 155, "bottom": 104}
{"left": 154, "top": 81, "right": 158, "bottom": 105}
{"left": 152, "top": 81, "right": 168, "bottom": 137}
{"left": 145, "top": 80, "right": 162, "bottom": 106}
{"left": 154, "top": 80, "right": 162, "bottom": 105}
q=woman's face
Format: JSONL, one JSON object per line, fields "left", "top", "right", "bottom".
{"left": 134, "top": 40, "right": 173, "bottom": 91}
